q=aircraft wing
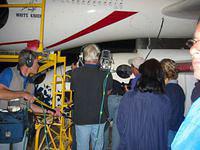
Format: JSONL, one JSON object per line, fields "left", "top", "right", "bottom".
{"left": 162, "top": 0, "right": 200, "bottom": 20}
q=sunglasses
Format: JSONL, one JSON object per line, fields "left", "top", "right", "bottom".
{"left": 186, "top": 39, "right": 200, "bottom": 48}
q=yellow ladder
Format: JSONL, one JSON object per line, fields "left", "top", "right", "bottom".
{"left": 34, "top": 52, "right": 73, "bottom": 150}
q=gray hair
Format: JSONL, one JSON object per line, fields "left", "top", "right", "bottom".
{"left": 83, "top": 44, "right": 100, "bottom": 61}
{"left": 18, "top": 49, "right": 38, "bottom": 67}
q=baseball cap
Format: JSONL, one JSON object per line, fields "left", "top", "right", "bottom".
{"left": 128, "top": 57, "right": 145, "bottom": 69}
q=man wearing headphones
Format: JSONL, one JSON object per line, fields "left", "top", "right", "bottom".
{"left": 0, "top": 49, "right": 57, "bottom": 149}
{"left": 71, "top": 44, "right": 113, "bottom": 150}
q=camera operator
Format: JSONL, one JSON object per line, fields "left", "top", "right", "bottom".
{"left": 71, "top": 44, "right": 113, "bottom": 150}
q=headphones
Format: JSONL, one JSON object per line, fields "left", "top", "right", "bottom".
{"left": 25, "top": 51, "right": 34, "bottom": 68}
{"left": 19, "top": 49, "right": 38, "bottom": 68}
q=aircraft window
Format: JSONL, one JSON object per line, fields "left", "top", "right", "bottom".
{"left": 0, "top": 0, "right": 9, "bottom": 29}
{"left": 116, "top": 64, "right": 132, "bottom": 79}
{"left": 62, "top": 0, "right": 124, "bottom": 9}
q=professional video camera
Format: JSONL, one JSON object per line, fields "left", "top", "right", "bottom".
{"left": 99, "top": 49, "right": 114, "bottom": 71}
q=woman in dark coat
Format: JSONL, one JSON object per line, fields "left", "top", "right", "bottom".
{"left": 161, "top": 58, "right": 185, "bottom": 150}
{"left": 117, "top": 58, "right": 171, "bottom": 150}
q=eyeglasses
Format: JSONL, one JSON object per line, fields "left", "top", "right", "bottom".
{"left": 186, "top": 39, "right": 200, "bottom": 48}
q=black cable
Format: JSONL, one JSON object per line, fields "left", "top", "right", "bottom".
{"left": 145, "top": 17, "right": 165, "bottom": 60}
{"left": 41, "top": 106, "right": 50, "bottom": 150}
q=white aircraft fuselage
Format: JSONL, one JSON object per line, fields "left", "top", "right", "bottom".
{"left": 0, "top": 0, "right": 197, "bottom": 51}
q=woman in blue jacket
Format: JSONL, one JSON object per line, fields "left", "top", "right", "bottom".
{"left": 117, "top": 58, "right": 171, "bottom": 150}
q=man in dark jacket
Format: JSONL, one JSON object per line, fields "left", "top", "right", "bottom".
{"left": 71, "top": 44, "right": 113, "bottom": 150}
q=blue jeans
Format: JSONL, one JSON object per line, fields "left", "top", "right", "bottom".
{"left": 104, "top": 95, "right": 122, "bottom": 150}
{"left": 75, "top": 123, "right": 105, "bottom": 150}
{"left": 0, "top": 133, "right": 27, "bottom": 150}
{"left": 168, "top": 130, "right": 177, "bottom": 150}
{"left": 71, "top": 109, "right": 77, "bottom": 150}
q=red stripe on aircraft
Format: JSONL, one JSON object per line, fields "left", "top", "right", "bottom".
{"left": 0, "top": 40, "right": 31, "bottom": 46}
{"left": 0, "top": 40, "right": 39, "bottom": 48}
{"left": 46, "top": 11, "right": 137, "bottom": 49}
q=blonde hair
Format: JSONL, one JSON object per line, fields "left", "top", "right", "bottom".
{"left": 83, "top": 44, "right": 100, "bottom": 61}
{"left": 161, "top": 58, "right": 178, "bottom": 80}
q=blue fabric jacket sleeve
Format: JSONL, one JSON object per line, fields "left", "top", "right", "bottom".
{"left": 0, "top": 68, "right": 12, "bottom": 87}
{"left": 117, "top": 92, "right": 129, "bottom": 136}
{"left": 171, "top": 97, "right": 200, "bottom": 150}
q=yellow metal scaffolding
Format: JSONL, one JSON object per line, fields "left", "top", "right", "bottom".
{"left": 34, "top": 52, "right": 73, "bottom": 150}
